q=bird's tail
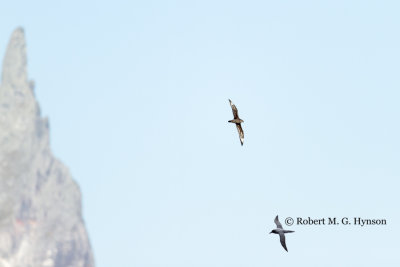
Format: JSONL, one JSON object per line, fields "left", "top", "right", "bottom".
{"left": 283, "top": 230, "right": 294, "bottom": 233}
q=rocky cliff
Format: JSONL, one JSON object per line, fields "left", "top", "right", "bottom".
{"left": 0, "top": 28, "right": 94, "bottom": 267}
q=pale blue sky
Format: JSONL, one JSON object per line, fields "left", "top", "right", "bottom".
{"left": 1, "top": 1, "right": 400, "bottom": 266}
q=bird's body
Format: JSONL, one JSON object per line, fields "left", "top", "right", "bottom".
{"left": 228, "top": 99, "right": 244, "bottom": 146}
{"left": 228, "top": 119, "right": 243, "bottom": 124}
{"left": 269, "top": 216, "right": 295, "bottom": 252}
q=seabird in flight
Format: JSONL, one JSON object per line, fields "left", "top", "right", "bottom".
{"left": 228, "top": 99, "right": 244, "bottom": 146}
{"left": 269, "top": 215, "right": 295, "bottom": 252}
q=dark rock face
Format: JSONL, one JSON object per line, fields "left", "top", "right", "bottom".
{"left": 0, "top": 28, "right": 95, "bottom": 267}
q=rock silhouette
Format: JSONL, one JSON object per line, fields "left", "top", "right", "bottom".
{"left": 0, "top": 28, "right": 94, "bottom": 267}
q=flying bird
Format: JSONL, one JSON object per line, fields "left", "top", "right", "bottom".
{"left": 269, "top": 215, "right": 295, "bottom": 252}
{"left": 228, "top": 99, "right": 244, "bottom": 146}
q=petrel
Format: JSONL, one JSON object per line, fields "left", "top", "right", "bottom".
{"left": 228, "top": 99, "right": 244, "bottom": 146}
{"left": 269, "top": 215, "right": 295, "bottom": 252}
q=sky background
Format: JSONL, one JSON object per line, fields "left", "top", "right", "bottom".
{"left": 1, "top": 1, "right": 400, "bottom": 266}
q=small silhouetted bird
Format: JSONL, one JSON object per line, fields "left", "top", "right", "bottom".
{"left": 228, "top": 99, "right": 244, "bottom": 146}
{"left": 269, "top": 215, "right": 295, "bottom": 252}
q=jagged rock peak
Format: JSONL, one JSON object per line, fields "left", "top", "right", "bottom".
{"left": 0, "top": 28, "right": 95, "bottom": 267}
{"left": 1, "top": 27, "right": 28, "bottom": 87}
{"left": 0, "top": 27, "right": 36, "bottom": 122}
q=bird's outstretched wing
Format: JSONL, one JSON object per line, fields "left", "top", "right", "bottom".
{"left": 236, "top": 124, "right": 244, "bottom": 146}
{"left": 279, "top": 233, "right": 288, "bottom": 252}
{"left": 274, "top": 215, "right": 283, "bottom": 229}
{"left": 229, "top": 99, "right": 239, "bottom": 119}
